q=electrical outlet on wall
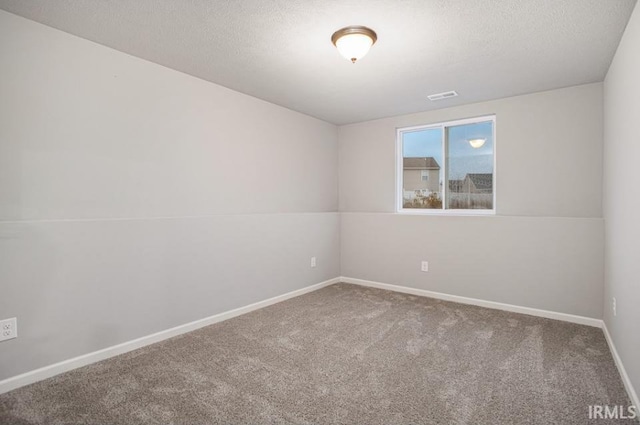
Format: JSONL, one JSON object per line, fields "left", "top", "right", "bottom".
{"left": 421, "top": 261, "right": 429, "bottom": 272}
{"left": 613, "top": 297, "right": 617, "bottom": 317}
{"left": 311, "top": 257, "right": 317, "bottom": 268}
{"left": 0, "top": 318, "right": 17, "bottom": 342}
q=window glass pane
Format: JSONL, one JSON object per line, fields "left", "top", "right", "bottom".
{"left": 402, "top": 128, "right": 443, "bottom": 209}
{"left": 445, "top": 121, "right": 493, "bottom": 210}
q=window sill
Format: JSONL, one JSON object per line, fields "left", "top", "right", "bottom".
{"left": 396, "top": 208, "right": 496, "bottom": 216}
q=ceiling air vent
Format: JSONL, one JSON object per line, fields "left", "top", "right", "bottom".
{"left": 427, "top": 91, "right": 458, "bottom": 101}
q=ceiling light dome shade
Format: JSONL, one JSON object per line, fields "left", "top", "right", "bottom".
{"left": 331, "top": 26, "right": 377, "bottom": 63}
{"left": 468, "top": 138, "right": 486, "bottom": 149}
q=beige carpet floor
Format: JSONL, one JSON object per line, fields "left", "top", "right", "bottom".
{"left": 0, "top": 283, "right": 634, "bottom": 424}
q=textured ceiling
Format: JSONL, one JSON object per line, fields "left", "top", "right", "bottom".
{"left": 0, "top": 0, "right": 636, "bottom": 125}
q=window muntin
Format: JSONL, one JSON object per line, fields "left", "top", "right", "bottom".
{"left": 397, "top": 116, "right": 495, "bottom": 214}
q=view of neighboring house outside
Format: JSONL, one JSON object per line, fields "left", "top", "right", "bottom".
{"left": 403, "top": 158, "right": 493, "bottom": 210}
{"left": 447, "top": 173, "right": 493, "bottom": 209}
{"left": 403, "top": 157, "right": 440, "bottom": 192}
{"left": 399, "top": 116, "right": 494, "bottom": 212}
{"left": 402, "top": 157, "right": 442, "bottom": 208}
{"left": 448, "top": 179, "right": 464, "bottom": 193}
{"left": 461, "top": 173, "right": 493, "bottom": 193}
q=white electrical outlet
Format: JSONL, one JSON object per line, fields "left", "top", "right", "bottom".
{"left": 613, "top": 297, "right": 617, "bottom": 317}
{"left": 0, "top": 318, "right": 17, "bottom": 342}
{"left": 421, "top": 261, "right": 429, "bottom": 272}
{"left": 311, "top": 257, "right": 317, "bottom": 268}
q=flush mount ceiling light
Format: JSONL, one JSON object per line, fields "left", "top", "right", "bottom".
{"left": 331, "top": 26, "right": 377, "bottom": 63}
{"left": 468, "top": 138, "right": 486, "bottom": 149}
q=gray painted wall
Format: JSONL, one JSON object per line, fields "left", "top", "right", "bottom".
{"left": 339, "top": 84, "right": 605, "bottom": 318}
{"left": 603, "top": 2, "right": 640, "bottom": 402}
{"left": 0, "top": 11, "right": 339, "bottom": 380}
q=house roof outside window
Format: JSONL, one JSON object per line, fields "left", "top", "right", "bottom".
{"left": 403, "top": 157, "right": 440, "bottom": 170}
{"left": 466, "top": 173, "right": 493, "bottom": 191}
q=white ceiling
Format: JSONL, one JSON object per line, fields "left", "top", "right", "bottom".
{"left": 0, "top": 0, "right": 636, "bottom": 125}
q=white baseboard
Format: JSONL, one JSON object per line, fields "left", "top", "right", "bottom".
{"left": 0, "top": 277, "right": 340, "bottom": 395}
{"left": 340, "top": 276, "right": 603, "bottom": 328}
{"left": 602, "top": 322, "right": 639, "bottom": 409}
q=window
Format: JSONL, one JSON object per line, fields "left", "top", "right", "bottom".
{"left": 397, "top": 115, "right": 495, "bottom": 213}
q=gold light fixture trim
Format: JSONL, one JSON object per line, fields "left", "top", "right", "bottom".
{"left": 331, "top": 26, "right": 378, "bottom": 63}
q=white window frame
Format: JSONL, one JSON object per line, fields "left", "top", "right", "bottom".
{"left": 396, "top": 115, "right": 496, "bottom": 215}
{"left": 421, "top": 170, "right": 429, "bottom": 181}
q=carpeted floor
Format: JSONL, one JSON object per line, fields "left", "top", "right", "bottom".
{"left": 0, "top": 283, "right": 634, "bottom": 424}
